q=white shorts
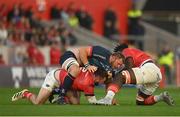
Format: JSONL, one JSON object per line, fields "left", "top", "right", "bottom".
{"left": 42, "top": 69, "right": 59, "bottom": 92}
{"left": 132, "top": 63, "right": 162, "bottom": 95}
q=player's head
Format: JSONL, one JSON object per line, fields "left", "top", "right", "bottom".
{"left": 109, "top": 52, "right": 125, "bottom": 69}
{"left": 94, "top": 68, "right": 108, "bottom": 84}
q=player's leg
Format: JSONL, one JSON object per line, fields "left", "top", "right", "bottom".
{"left": 12, "top": 69, "right": 59, "bottom": 105}
{"left": 117, "top": 63, "right": 162, "bottom": 85}
{"left": 134, "top": 63, "right": 162, "bottom": 84}
{"left": 158, "top": 91, "right": 174, "bottom": 106}
{"left": 28, "top": 88, "right": 52, "bottom": 105}
{"left": 136, "top": 84, "right": 174, "bottom": 106}
{"left": 66, "top": 90, "right": 80, "bottom": 104}
{"left": 59, "top": 51, "right": 80, "bottom": 103}
{"left": 11, "top": 88, "right": 51, "bottom": 105}
{"left": 12, "top": 89, "right": 30, "bottom": 101}
{"left": 49, "top": 89, "right": 80, "bottom": 104}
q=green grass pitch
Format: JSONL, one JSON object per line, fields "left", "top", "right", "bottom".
{"left": 0, "top": 87, "right": 180, "bottom": 116}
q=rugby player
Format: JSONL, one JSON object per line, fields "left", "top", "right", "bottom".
{"left": 96, "top": 44, "right": 175, "bottom": 106}
{"left": 11, "top": 67, "right": 108, "bottom": 105}
{"left": 58, "top": 45, "right": 125, "bottom": 103}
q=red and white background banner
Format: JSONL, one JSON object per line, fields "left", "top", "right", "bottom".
{"left": 0, "top": 66, "right": 58, "bottom": 88}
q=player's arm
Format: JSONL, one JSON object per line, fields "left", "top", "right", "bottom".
{"left": 83, "top": 81, "right": 97, "bottom": 104}
{"left": 79, "top": 46, "right": 97, "bottom": 72}
{"left": 79, "top": 46, "right": 92, "bottom": 64}
{"left": 124, "top": 56, "right": 134, "bottom": 69}
{"left": 66, "top": 90, "right": 80, "bottom": 105}
{"left": 84, "top": 90, "right": 97, "bottom": 104}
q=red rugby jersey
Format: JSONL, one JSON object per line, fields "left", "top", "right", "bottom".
{"left": 59, "top": 68, "right": 94, "bottom": 96}
{"left": 122, "top": 48, "right": 153, "bottom": 67}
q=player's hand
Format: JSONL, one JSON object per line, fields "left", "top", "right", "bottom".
{"left": 112, "top": 98, "right": 119, "bottom": 105}
{"left": 96, "top": 97, "right": 112, "bottom": 106}
{"left": 107, "top": 71, "right": 112, "bottom": 78}
{"left": 86, "top": 65, "right": 97, "bottom": 73}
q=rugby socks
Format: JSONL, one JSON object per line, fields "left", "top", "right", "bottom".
{"left": 23, "top": 91, "right": 33, "bottom": 99}
{"left": 104, "top": 90, "right": 115, "bottom": 101}
{"left": 154, "top": 94, "right": 163, "bottom": 102}
{"left": 144, "top": 96, "right": 156, "bottom": 105}
{"left": 61, "top": 73, "right": 75, "bottom": 96}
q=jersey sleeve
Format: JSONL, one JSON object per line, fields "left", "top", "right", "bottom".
{"left": 84, "top": 84, "right": 94, "bottom": 96}
{"left": 88, "top": 46, "right": 93, "bottom": 57}
{"left": 83, "top": 78, "right": 95, "bottom": 96}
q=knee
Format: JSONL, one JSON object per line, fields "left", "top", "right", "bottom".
{"left": 33, "top": 100, "right": 44, "bottom": 105}
{"left": 136, "top": 92, "right": 155, "bottom": 105}
{"left": 136, "top": 95, "right": 145, "bottom": 105}
{"left": 136, "top": 99, "right": 145, "bottom": 105}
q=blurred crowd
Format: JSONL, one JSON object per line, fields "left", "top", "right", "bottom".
{"left": 0, "top": 3, "right": 149, "bottom": 66}
{"left": 0, "top": 2, "right": 176, "bottom": 85}
{"left": 0, "top": 3, "right": 85, "bottom": 65}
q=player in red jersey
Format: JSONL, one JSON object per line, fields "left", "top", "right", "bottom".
{"left": 96, "top": 44, "right": 174, "bottom": 106}
{"left": 58, "top": 46, "right": 124, "bottom": 104}
{"left": 11, "top": 67, "right": 108, "bottom": 105}
{"left": 49, "top": 67, "right": 111, "bottom": 104}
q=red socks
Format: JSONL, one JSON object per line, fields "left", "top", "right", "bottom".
{"left": 23, "top": 91, "right": 33, "bottom": 99}
{"left": 144, "top": 96, "right": 156, "bottom": 105}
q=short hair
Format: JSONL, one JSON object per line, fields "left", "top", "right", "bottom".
{"left": 94, "top": 68, "right": 111, "bottom": 84}
{"left": 94, "top": 67, "right": 108, "bottom": 78}
{"left": 114, "top": 43, "right": 128, "bottom": 52}
{"left": 111, "top": 52, "right": 125, "bottom": 63}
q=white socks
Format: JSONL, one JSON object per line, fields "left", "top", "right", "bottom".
{"left": 105, "top": 90, "right": 115, "bottom": 101}
{"left": 154, "top": 94, "right": 163, "bottom": 102}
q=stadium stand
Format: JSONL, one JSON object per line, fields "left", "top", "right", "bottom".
{"left": 0, "top": 0, "right": 180, "bottom": 87}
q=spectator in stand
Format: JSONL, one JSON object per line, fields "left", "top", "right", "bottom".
{"left": 24, "top": 6, "right": 34, "bottom": 20}
{"left": 68, "top": 12, "right": 79, "bottom": 28}
{"left": 0, "top": 4, "right": 8, "bottom": 19}
{"left": 37, "top": 27, "right": 49, "bottom": 46}
{"left": 128, "top": 3, "right": 145, "bottom": 50}
{"left": 50, "top": 40, "right": 61, "bottom": 65}
{"left": 60, "top": 28, "right": 77, "bottom": 46}
{"left": 6, "top": 33, "right": 14, "bottom": 47}
{"left": 47, "top": 26, "right": 57, "bottom": 43}
{"left": 27, "top": 39, "right": 36, "bottom": 63}
{"left": 1, "top": 16, "right": 8, "bottom": 28}
{"left": 35, "top": 48, "right": 45, "bottom": 65}
{"left": 13, "top": 47, "right": 28, "bottom": 65}
{"left": 103, "top": 6, "right": 120, "bottom": 41}
{"left": 0, "top": 21, "right": 8, "bottom": 45}
{"left": 5, "top": 31, "right": 23, "bottom": 46}
{"left": 50, "top": 4, "right": 62, "bottom": 20}
{"left": 0, "top": 54, "right": 5, "bottom": 65}
{"left": 158, "top": 46, "right": 174, "bottom": 85}
{"left": 7, "top": 4, "right": 22, "bottom": 22}
{"left": 16, "top": 16, "right": 27, "bottom": 31}
{"left": 29, "top": 14, "right": 42, "bottom": 28}
{"left": 24, "top": 19, "right": 32, "bottom": 42}
{"left": 76, "top": 6, "right": 93, "bottom": 30}
{"left": 27, "top": 39, "right": 44, "bottom": 65}
{"left": 13, "top": 31, "right": 24, "bottom": 44}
